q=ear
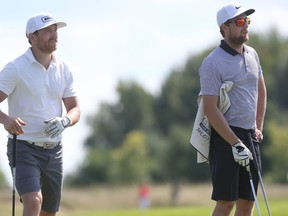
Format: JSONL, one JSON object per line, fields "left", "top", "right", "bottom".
{"left": 220, "top": 23, "right": 228, "bottom": 31}
{"left": 28, "top": 33, "right": 38, "bottom": 42}
{"left": 26, "top": 33, "right": 36, "bottom": 45}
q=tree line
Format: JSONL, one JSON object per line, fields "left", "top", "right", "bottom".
{"left": 0, "top": 29, "right": 286, "bottom": 205}
{"left": 66, "top": 29, "right": 288, "bottom": 191}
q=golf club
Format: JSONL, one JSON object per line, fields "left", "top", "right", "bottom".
{"left": 248, "top": 133, "right": 272, "bottom": 216}
{"left": 12, "top": 134, "right": 17, "bottom": 216}
{"left": 248, "top": 168, "right": 261, "bottom": 216}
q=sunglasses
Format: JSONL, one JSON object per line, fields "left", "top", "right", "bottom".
{"left": 227, "top": 17, "right": 251, "bottom": 27}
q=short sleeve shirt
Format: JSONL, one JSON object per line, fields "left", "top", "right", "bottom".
{"left": 0, "top": 48, "right": 78, "bottom": 142}
{"left": 199, "top": 40, "right": 262, "bottom": 129}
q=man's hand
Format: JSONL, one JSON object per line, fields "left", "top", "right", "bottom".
{"left": 232, "top": 141, "right": 253, "bottom": 171}
{"left": 43, "top": 116, "right": 71, "bottom": 138}
{"left": 254, "top": 128, "right": 263, "bottom": 143}
{"left": 3, "top": 116, "right": 26, "bottom": 135}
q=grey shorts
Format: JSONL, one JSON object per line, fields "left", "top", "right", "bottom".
{"left": 7, "top": 139, "right": 63, "bottom": 213}
{"left": 209, "top": 126, "right": 261, "bottom": 201}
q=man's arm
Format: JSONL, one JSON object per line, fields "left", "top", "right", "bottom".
{"left": 0, "top": 90, "right": 26, "bottom": 135}
{"left": 63, "top": 96, "right": 81, "bottom": 126}
{"left": 43, "top": 96, "right": 80, "bottom": 138}
{"left": 202, "top": 95, "right": 239, "bottom": 146}
{"left": 0, "top": 91, "right": 9, "bottom": 127}
{"left": 203, "top": 95, "right": 252, "bottom": 170}
{"left": 0, "top": 90, "right": 7, "bottom": 103}
{"left": 255, "top": 76, "right": 267, "bottom": 141}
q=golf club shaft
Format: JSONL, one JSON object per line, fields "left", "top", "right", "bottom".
{"left": 12, "top": 167, "right": 16, "bottom": 216}
{"left": 248, "top": 133, "right": 272, "bottom": 216}
{"left": 258, "top": 172, "right": 272, "bottom": 216}
{"left": 249, "top": 171, "right": 261, "bottom": 216}
{"left": 12, "top": 134, "right": 17, "bottom": 216}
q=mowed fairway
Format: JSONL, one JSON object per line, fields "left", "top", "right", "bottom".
{"left": 1, "top": 184, "right": 287, "bottom": 216}
{"left": 59, "top": 201, "right": 287, "bottom": 216}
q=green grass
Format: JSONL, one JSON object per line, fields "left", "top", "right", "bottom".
{"left": 1, "top": 184, "right": 287, "bottom": 216}
{"left": 1, "top": 198, "right": 288, "bottom": 216}
{"left": 59, "top": 197, "right": 288, "bottom": 216}
{"left": 59, "top": 206, "right": 212, "bottom": 216}
{"left": 263, "top": 199, "right": 288, "bottom": 216}
{"left": 57, "top": 199, "right": 287, "bottom": 216}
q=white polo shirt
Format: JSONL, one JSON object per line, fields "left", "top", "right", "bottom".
{"left": 0, "top": 48, "right": 77, "bottom": 142}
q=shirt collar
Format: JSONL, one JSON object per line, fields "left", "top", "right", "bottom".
{"left": 25, "top": 48, "right": 37, "bottom": 64}
{"left": 25, "top": 48, "right": 57, "bottom": 65}
{"left": 220, "top": 40, "right": 247, "bottom": 56}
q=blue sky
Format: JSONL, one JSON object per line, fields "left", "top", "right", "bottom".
{"left": 0, "top": 0, "right": 288, "bottom": 182}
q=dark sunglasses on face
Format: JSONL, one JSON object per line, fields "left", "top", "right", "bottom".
{"left": 227, "top": 17, "right": 251, "bottom": 27}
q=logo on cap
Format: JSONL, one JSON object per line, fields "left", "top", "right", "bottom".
{"left": 41, "top": 16, "right": 54, "bottom": 23}
{"left": 235, "top": 6, "right": 241, "bottom": 9}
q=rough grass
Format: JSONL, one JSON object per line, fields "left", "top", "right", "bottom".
{"left": 1, "top": 183, "right": 287, "bottom": 216}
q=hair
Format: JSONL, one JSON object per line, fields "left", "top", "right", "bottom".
{"left": 220, "top": 20, "right": 232, "bottom": 38}
{"left": 220, "top": 28, "right": 225, "bottom": 38}
{"left": 27, "top": 31, "right": 38, "bottom": 45}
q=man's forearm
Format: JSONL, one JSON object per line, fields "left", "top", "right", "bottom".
{"left": 66, "top": 107, "right": 81, "bottom": 126}
{"left": 256, "top": 77, "right": 267, "bottom": 131}
{"left": 203, "top": 95, "right": 239, "bottom": 146}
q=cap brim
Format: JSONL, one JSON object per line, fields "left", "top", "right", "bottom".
{"left": 55, "top": 21, "right": 67, "bottom": 29}
{"left": 37, "top": 21, "right": 67, "bottom": 32}
{"left": 245, "top": 9, "right": 255, "bottom": 16}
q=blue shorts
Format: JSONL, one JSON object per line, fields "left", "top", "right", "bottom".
{"left": 7, "top": 139, "right": 63, "bottom": 213}
{"left": 209, "top": 126, "right": 261, "bottom": 201}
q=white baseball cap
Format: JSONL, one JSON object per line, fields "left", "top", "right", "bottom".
{"left": 26, "top": 12, "right": 67, "bottom": 36}
{"left": 217, "top": 3, "right": 255, "bottom": 27}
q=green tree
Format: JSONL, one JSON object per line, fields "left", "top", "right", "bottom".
{"left": 85, "top": 81, "right": 155, "bottom": 150}
{"left": 67, "top": 30, "right": 288, "bottom": 187}
{"left": 264, "top": 120, "right": 288, "bottom": 183}
{"left": 154, "top": 54, "right": 204, "bottom": 134}
{"left": 248, "top": 29, "right": 288, "bottom": 111}
{"left": 65, "top": 147, "right": 111, "bottom": 185}
{"left": 161, "top": 124, "right": 209, "bottom": 205}
{"left": 67, "top": 81, "right": 156, "bottom": 185}
{"left": 107, "top": 131, "right": 151, "bottom": 184}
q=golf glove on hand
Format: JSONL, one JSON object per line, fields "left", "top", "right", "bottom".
{"left": 232, "top": 140, "right": 253, "bottom": 171}
{"left": 44, "top": 116, "right": 71, "bottom": 138}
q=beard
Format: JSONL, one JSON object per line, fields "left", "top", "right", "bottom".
{"left": 228, "top": 32, "right": 248, "bottom": 46}
{"left": 37, "top": 39, "right": 57, "bottom": 54}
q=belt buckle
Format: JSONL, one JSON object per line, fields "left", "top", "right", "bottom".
{"left": 43, "top": 143, "right": 56, "bottom": 149}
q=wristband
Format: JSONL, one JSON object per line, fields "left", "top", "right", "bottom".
{"left": 232, "top": 140, "right": 241, "bottom": 146}
{"left": 62, "top": 116, "right": 71, "bottom": 128}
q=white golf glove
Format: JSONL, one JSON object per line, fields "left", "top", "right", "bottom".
{"left": 44, "top": 116, "right": 71, "bottom": 138}
{"left": 232, "top": 140, "right": 253, "bottom": 171}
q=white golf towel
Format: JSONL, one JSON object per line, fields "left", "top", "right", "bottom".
{"left": 190, "top": 81, "right": 234, "bottom": 163}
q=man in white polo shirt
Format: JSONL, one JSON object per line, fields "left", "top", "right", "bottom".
{"left": 0, "top": 13, "right": 81, "bottom": 216}
{"left": 199, "top": 3, "right": 267, "bottom": 216}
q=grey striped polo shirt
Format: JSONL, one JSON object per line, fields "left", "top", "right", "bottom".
{"left": 199, "top": 40, "right": 262, "bottom": 129}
